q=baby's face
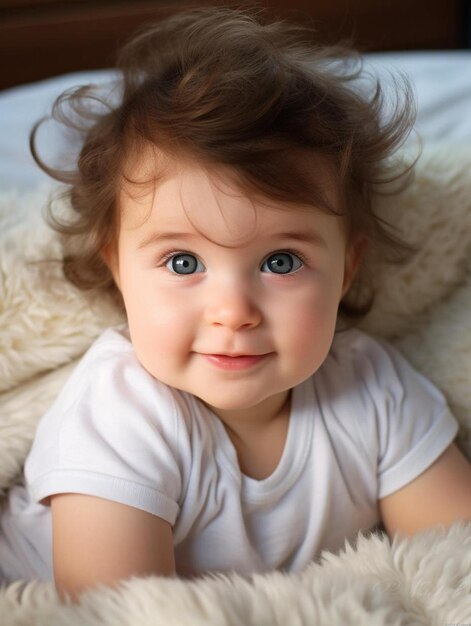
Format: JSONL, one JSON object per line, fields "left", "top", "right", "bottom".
{"left": 107, "top": 156, "right": 358, "bottom": 422}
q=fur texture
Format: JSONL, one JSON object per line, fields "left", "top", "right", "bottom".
{"left": 0, "top": 144, "right": 470, "bottom": 623}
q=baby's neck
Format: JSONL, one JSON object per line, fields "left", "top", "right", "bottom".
{"left": 208, "top": 389, "right": 291, "bottom": 442}
{"left": 222, "top": 391, "right": 292, "bottom": 480}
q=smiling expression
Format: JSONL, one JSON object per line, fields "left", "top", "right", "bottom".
{"left": 106, "top": 155, "right": 360, "bottom": 427}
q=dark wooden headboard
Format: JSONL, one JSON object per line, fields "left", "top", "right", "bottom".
{"left": 1, "top": 0, "right": 469, "bottom": 91}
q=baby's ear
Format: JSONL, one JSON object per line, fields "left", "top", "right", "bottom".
{"left": 342, "top": 235, "right": 367, "bottom": 296}
{"left": 101, "top": 244, "right": 121, "bottom": 289}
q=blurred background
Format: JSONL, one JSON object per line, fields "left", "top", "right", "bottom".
{"left": 1, "top": 0, "right": 470, "bottom": 90}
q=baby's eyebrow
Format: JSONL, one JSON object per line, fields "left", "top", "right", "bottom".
{"left": 138, "top": 229, "right": 327, "bottom": 250}
{"left": 138, "top": 232, "right": 197, "bottom": 249}
{"left": 276, "top": 231, "right": 327, "bottom": 248}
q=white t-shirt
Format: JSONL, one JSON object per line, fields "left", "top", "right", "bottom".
{"left": 0, "top": 326, "right": 458, "bottom": 582}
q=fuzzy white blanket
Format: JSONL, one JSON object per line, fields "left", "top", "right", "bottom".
{"left": 0, "top": 145, "right": 470, "bottom": 624}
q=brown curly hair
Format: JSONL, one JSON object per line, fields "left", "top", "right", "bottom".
{"left": 30, "top": 6, "right": 416, "bottom": 319}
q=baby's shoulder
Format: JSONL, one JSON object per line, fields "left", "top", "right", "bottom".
{"left": 70, "top": 324, "right": 171, "bottom": 399}
{"left": 316, "top": 327, "right": 449, "bottom": 426}
{"left": 30, "top": 325, "right": 198, "bottom": 463}
{"left": 44, "top": 325, "right": 187, "bottom": 434}
{"left": 315, "top": 328, "right": 436, "bottom": 413}
{"left": 75, "top": 324, "right": 139, "bottom": 372}
{"left": 329, "top": 327, "right": 393, "bottom": 359}
{"left": 323, "top": 328, "right": 403, "bottom": 382}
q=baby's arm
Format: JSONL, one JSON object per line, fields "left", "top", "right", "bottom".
{"left": 51, "top": 493, "right": 175, "bottom": 602}
{"left": 379, "top": 442, "right": 471, "bottom": 538}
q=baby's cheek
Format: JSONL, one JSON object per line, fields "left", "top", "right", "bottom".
{"left": 139, "top": 318, "right": 186, "bottom": 355}
{"left": 126, "top": 302, "right": 190, "bottom": 371}
{"left": 132, "top": 330, "right": 184, "bottom": 382}
{"left": 286, "top": 301, "right": 336, "bottom": 361}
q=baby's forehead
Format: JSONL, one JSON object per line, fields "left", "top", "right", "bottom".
{"left": 118, "top": 145, "right": 343, "bottom": 246}
{"left": 120, "top": 141, "right": 339, "bottom": 200}
{"left": 120, "top": 163, "right": 272, "bottom": 245}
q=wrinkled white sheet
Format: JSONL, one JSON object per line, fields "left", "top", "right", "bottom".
{"left": 0, "top": 52, "right": 470, "bottom": 189}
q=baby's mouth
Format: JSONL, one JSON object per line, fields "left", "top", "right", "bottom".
{"left": 201, "top": 353, "right": 271, "bottom": 371}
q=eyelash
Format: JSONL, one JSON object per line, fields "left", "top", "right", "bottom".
{"left": 157, "top": 248, "right": 309, "bottom": 271}
{"left": 158, "top": 250, "right": 191, "bottom": 266}
{"left": 281, "top": 249, "right": 308, "bottom": 266}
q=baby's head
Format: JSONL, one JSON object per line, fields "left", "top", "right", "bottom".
{"left": 32, "top": 7, "right": 415, "bottom": 408}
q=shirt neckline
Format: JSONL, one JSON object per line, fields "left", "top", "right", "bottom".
{"left": 202, "top": 378, "right": 314, "bottom": 503}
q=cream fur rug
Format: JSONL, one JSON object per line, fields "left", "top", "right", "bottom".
{"left": 0, "top": 144, "right": 470, "bottom": 624}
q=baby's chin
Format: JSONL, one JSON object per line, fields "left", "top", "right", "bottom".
{"left": 195, "top": 388, "right": 293, "bottom": 423}
{"left": 194, "top": 394, "right": 265, "bottom": 415}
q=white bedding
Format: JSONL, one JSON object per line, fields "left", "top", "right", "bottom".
{"left": 0, "top": 51, "right": 470, "bottom": 190}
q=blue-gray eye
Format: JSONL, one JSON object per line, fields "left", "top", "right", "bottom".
{"left": 166, "top": 254, "right": 204, "bottom": 274}
{"left": 261, "top": 252, "right": 303, "bottom": 274}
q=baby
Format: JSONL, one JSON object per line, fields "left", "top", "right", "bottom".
{"left": 1, "top": 7, "right": 470, "bottom": 602}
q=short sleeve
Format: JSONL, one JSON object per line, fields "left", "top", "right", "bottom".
{"left": 343, "top": 332, "right": 459, "bottom": 499}
{"left": 25, "top": 330, "right": 182, "bottom": 525}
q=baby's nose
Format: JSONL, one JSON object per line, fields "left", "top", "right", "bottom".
{"left": 204, "top": 284, "right": 262, "bottom": 330}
